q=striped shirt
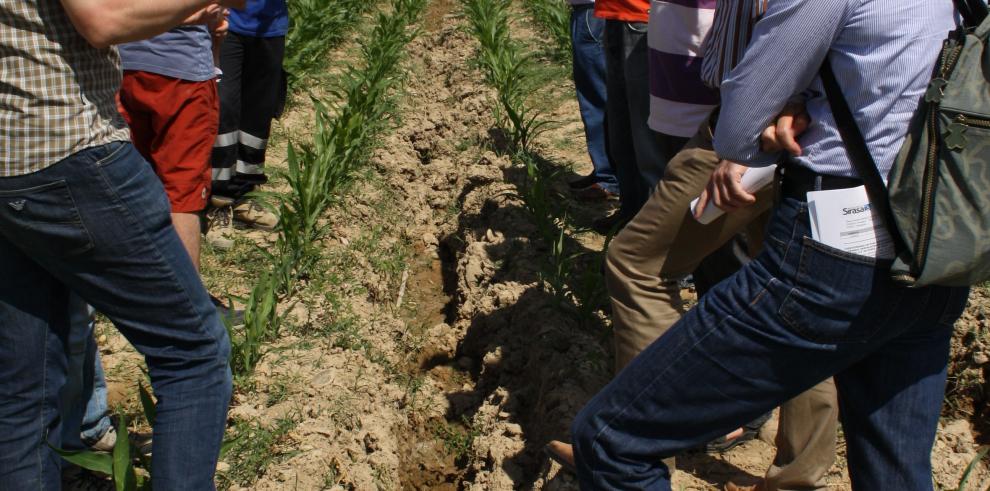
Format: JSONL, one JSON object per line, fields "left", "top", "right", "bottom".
{"left": 714, "top": 0, "right": 955, "bottom": 178}
{"left": 700, "top": 0, "right": 766, "bottom": 89}
{"left": 0, "top": 0, "right": 130, "bottom": 177}
{"left": 646, "top": 0, "right": 719, "bottom": 137}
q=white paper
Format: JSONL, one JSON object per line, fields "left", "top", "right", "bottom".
{"left": 806, "top": 185, "right": 895, "bottom": 259}
{"left": 691, "top": 165, "right": 777, "bottom": 225}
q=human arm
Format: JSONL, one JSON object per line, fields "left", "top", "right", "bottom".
{"left": 60, "top": 0, "right": 244, "bottom": 49}
{"left": 712, "top": 0, "right": 851, "bottom": 166}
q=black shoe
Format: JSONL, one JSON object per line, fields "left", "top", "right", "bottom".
{"left": 702, "top": 411, "right": 772, "bottom": 453}
{"left": 573, "top": 183, "right": 620, "bottom": 201}
{"left": 568, "top": 174, "right": 600, "bottom": 190}
{"left": 592, "top": 211, "right": 628, "bottom": 235}
{"left": 210, "top": 294, "right": 245, "bottom": 327}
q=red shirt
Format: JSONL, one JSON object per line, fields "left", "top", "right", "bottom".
{"left": 594, "top": 0, "right": 651, "bottom": 22}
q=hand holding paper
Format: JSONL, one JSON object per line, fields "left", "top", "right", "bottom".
{"left": 692, "top": 164, "right": 776, "bottom": 225}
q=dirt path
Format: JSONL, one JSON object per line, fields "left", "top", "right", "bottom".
{"left": 90, "top": 0, "right": 990, "bottom": 489}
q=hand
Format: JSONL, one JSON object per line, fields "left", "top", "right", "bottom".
{"left": 694, "top": 161, "right": 757, "bottom": 220}
{"left": 182, "top": 3, "right": 223, "bottom": 25}
{"left": 207, "top": 8, "right": 229, "bottom": 35}
{"left": 761, "top": 103, "right": 811, "bottom": 156}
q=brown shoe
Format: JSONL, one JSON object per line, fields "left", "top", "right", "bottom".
{"left": 232, "top": 199, "right": 278, "bottom": 231}
{"left": 573, "top": 182, "right": 619, "bottom": 201}
{"left": 544, "top": 440, "right": 576, "bottom": 473}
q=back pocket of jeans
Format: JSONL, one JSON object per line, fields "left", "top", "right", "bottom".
{"left": 0, "top": 180, "right": 94, "bottom": 257}
{"left": 778, "top": 237, "right": 897, "bottom": 344}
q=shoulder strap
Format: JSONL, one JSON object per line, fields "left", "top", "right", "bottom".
{"left": 954, "top": 0, "right": 988, "bottom": 29}
{"left": 819, "top": 60, "right": 909, "bottom": 254}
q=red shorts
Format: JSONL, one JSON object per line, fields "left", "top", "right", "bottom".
{"left": 117, "top": 71, "right": 218, "bottom": 213}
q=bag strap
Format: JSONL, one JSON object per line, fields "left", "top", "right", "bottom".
{"left": 819, "top": 60, "right": 910, "bottom": 254}
{"left": 954, "top": 0, "right": 988, "bottom": 29}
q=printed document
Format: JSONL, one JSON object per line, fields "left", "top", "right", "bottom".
{"left": 806, "top": 185, "right": 894, "bottom": 259}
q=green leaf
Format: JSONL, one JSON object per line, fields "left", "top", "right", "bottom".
{"left": 52, "top": 447, "right": 113, "bottom": 475}
{"left": 138, "top": 382, "right": 156, "bottom": 426}
{"left": 956, "top": 446, "right": 989, "bottom": 490}
{"left": 219, "top": 434, "right": 241, "bottom": 459}
{"left": 112, "top": 416, "right": 136, "bottom": 491}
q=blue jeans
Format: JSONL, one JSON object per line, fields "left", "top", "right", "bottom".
{"left": 570, "top": 5, "right": 618, "bottom": 194}
{"left": 60, "top": 298, "right": 112, "bottom": 451}
{"left": 572, "top": 195, "right": 969, "bottom": 490}
{"left": 0, "top": 142, "right": 232, "bottom": 489}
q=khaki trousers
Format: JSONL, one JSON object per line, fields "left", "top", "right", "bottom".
{"left": 604, "top": 118, "right": 838, "bottom": 490}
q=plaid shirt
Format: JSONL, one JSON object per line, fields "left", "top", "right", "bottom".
{"left": 0, "top": 0, "right": 130, "bottom": 177}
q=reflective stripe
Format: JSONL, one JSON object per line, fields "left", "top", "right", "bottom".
{"left": 235, "top": 160, "right": 264, "bottom": 175}
{"left": 212, "top": 167, "right": 233, "bottom": 181}
{"left": 238, "top": 131, "right": 268, "bottom": 150}
{"left": 214, "top": 131, "right": 239, "bottom": 148}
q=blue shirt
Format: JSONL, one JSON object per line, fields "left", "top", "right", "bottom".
{"left": 229, "top": 0, "right": 289, "bottom": 38}
{"left": 713, "top": 0, "right": 957, "bottom": 178}
{"left": 119, "top": 26, "right": 215, "bottom": 82}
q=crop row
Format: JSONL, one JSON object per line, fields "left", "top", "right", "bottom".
{"left": 463, "top": 0, "right": 608, "bottom": 321}
{"left": 232, "top": 0, "right": 427, "bottom": 379}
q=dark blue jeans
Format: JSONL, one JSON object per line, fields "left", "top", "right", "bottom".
{"left": 0, "top": 142, "right": 232, "bottom": 489}
{"left": 603, "top": 20, "right": 684, "bottom": 219}
{"left": 571, "top": 5, "right": 618, "bottom": 194}
{"left": 573, "top": 195, "right": 968, "bottom": 490}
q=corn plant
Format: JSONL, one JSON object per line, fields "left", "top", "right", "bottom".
{"left": 464, "top": 0, "right": 608, "bottom": 322}
{"left": 464, "top": 0, "right": 552, "bottom": 153}
{"left": 522, "top": 0, "right": 572, "bottom": 62}
{"left": 229, "top": 0, "right": 427, "bottom": 378}
{"left": 284, "top": 0, "right": 372, "bottom": 89}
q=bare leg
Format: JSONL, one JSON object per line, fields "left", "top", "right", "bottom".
{"left": 171, "top": 213, "right": 202, "bottom": 271}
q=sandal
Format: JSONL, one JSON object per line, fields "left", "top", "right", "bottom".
{"left": 703, "top": 411, "right": 772, "bottom": 453}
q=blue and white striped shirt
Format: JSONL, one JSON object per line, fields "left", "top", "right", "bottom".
{"left": 713, "top": 0, "right": 956, "bottom": 178}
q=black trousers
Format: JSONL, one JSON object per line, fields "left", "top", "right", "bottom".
{"left": 211, "top": 32, "right": 286, "bottom": 200}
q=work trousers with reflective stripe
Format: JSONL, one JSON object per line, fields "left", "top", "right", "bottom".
{"left": 211, "top": 32, "right": 286, "bottom": 200}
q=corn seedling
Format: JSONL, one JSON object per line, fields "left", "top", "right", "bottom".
{"left": 55, "top": 380, "right": 161, "bottom": 490}
{"left": 229, "top": 0, "right": 427, "bottom": 379}
{"left": 952, "top": 446, "right": 989, "bottom": 491}
{"left": 464, "top": 0, "right": 552, "bottom": 153}
{"left": 522, "top": 0, "right": 572, "bottom": 62}
{"left": 284, "top": 0, "right": 372, "bottom": 89}
{"left": 464, "top": 0, "right": 608, "bottom": 321}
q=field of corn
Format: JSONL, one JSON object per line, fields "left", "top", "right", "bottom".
{"left": 82, "top": 0, "right": 990, "bottom": 489}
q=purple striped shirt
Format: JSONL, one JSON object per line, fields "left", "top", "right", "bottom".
{"left": 647, "top": 0, "right": 719, "bottom": 137}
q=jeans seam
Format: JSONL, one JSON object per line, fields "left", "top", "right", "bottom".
{"left": 62, "top": 183, "right": 97, "bottom": 255}
{"left": 586, "top": 10, "right": 602, "bottom": 45}
{"left": 92, "top": 155, "right": 223, "bottom": 357}
{"left": 589, "top": 279, "right": 775, "bottom": 460}
{"left": 779, "top": 204, "right": 808, "bottom": 267}
{"left": 37, "top": 330, "right": 48, "bottom": 489}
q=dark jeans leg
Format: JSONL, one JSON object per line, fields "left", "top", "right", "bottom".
{"left": 572, "top": 196, "right": 967, "bottom": 490}
{"left": 604, "top": 20, "right": 639, "bottom": 219}
{"left": 571, "top": 6, "right": 617, "bottom": 194}
{"left": 607, "top": 21, "right": 683, "bottom": 221}
{"left": 0, "top": 143, "right": 232, "bottom": 489}
{"left": 0, "top": 239, "right": 70, "bottom": 489}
